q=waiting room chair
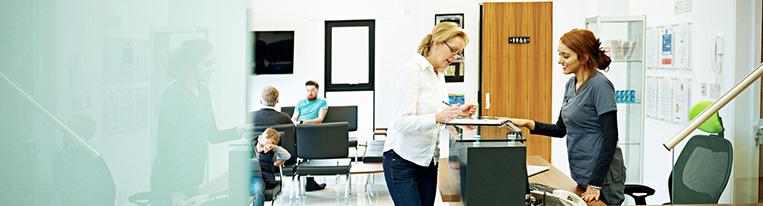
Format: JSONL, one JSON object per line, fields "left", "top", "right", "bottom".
{"left": 282, "top": 106, "right": 360, "bottom": 161}
{"left": 294, "top": 122, "right": 353, "bottom": 198}
{"left": 247, "top": 158, "right": 285, "bottom": 206}
{"left": 252, "top": 124, "right": 298, "bottom": 199}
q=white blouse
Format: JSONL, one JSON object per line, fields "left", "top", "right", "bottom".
{"left": 383, "top": 53, "right": 449, "bottom": 167}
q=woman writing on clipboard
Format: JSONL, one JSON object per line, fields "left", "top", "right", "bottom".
{"left": 383, "top": 22, "right": 476, "bottom": 206}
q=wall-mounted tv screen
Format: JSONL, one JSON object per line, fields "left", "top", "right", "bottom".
{"left": 254, "top": 31, "right": 294, "bottom": 75}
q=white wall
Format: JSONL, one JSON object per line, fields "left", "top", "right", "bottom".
{"left": 629, "top": 0, "right": 761, "bottom": 204}
{"left": 248, "top": 0, "right": 481, "bottom": 126}
{"left": 731, "top": 0, "right": 761, "bottom": 203}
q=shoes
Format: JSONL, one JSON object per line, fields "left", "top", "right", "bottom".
{"left": 305, "top": 183, "right": 327, "bottom": 192}
{"left": 305, "top": 178, "right": 327, "bottom": 192}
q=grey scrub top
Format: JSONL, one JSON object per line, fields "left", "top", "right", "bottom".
{"left": 560, "top": 71, "right": 618, "bottom": 186}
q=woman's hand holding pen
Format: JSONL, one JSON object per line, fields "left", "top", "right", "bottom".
{"left": 458, "top": 104, "right": 477, "bottom": 118}
{"left": 436, "top": 105, "right": 459, "bottom": 123}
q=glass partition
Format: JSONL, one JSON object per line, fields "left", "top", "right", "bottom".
{"left": 0, "top": 0, "right": 252, "bottom": 205}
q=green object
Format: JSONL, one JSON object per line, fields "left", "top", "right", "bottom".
{"left": 688, "top": 101, "right": 724, "bottom": 134}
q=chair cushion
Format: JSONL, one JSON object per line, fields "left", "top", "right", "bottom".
{"left": 281, "top": 163, "right": 297, "bottom": 176}
{"left": 349, "top": 136, "right": 358, "bottom": 148}
{"left": 264, "top": 181, "right": 282, "bottom": 200}
{"left": 297, "top": 158, "right": 352, "bottom": 175}
{"left": 363, "top": 140, "right": 385, "bottom": 163}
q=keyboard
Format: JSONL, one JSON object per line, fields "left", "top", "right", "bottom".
{"left": 528, "top": 182, "right": 557, "bottom": 194}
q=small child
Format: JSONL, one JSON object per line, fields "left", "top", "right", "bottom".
{"left": 250, "top": 128, "right": 291, "bottom": 206}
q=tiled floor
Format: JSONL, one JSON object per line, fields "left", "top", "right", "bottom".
{"left": 269, "top": 173, "right": 452, "bottom": 206}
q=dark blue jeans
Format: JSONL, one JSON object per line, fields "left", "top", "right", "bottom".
{"left": 383, "top": 150, "right": 438, "bottom": 206}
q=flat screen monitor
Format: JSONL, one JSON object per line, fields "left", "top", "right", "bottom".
{"left": 253, "top": 31, "right": 294, "bottom": 75}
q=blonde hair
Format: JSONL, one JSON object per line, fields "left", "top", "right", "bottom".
{"left": 260, "top": 127, "right": 281, "bottom": 145}
{"left": 417, "top": 22, "right": 469, "bottom": 56}
{"left": 261, "top": 86, "right": 279, "bottom": 106}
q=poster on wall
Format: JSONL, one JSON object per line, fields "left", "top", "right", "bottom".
{"left": 672, "top": 78, "right": 691, "bottom": 123}
{"left": 645, "top": 76, "right": 659, "bottom": 119}
{"left": 435, "top": 13, "right": 465, "bottom": 83}
{"left": 660, "top": 26, "right": 674, "bottom": 68}
{"left": 672, "top": 23, "right": 691, "bottom": 70}
{"left": 646, "top": 28, "right": 660, "bottom": 69}
{"left": 658, "top": 77, "right": 674, "bottom": 121}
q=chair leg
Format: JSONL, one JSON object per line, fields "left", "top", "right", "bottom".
{"left": 289, "top": 175, "right": 295, "bottom": 199}
{"left": 297, "top": 175, "right": 303, "bottom": 197}
{"left": 345, "top": 174, "right": 351, "bottom": 198}
{"left": 354, "top": 146, "right": 359, "bottom": 162}
{"left": 335, "top": 174, "right": 341, "bottom": 197}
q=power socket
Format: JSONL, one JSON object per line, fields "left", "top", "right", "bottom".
{"left": 700, "top": 82, "right": 708, "bottom": 97}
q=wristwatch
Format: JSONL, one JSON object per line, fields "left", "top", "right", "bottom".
{"left": 589, "top": 185, "right": 602, "bottom": 190}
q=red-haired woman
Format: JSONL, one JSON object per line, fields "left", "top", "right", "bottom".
{"left": 509, "top": 29, "right": 626, "bottom": 205}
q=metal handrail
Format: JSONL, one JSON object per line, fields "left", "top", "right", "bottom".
{"left": 663, "top": 62, "right": 763, "bottom": 150}
{"left": 0, "top": 71, "right": 101, "bottom": 157}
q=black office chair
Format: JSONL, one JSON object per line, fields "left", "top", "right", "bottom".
{"left": 625, "top": 134, "right": 732, "bottom": 204}
{"left": 282, "top": 106, "right": 361, "bottom": 161}
{"left": 294, "top": 122, "right": 353, "bottom": 198}
{"left": 252, "top": 124, "right": 297, "bottom": 199}
{"left": 280, "top": 106, "right": 295, "bottom": 117}
{"left": 625, "top": 102, "right": 732, "bottom": 205}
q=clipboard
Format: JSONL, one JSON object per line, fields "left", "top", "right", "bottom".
{"left": 445, "top": 118, "right": 509, "bottom": 126}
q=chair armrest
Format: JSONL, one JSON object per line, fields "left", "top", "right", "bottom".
{"left": 624, "top": 184, "right": 655, "bottom": 205}
{"left": 625, "top": 184, "right": 655, "bottom": 195}
{"left": 277, "top": 165, "right": 284, "bottom": 180}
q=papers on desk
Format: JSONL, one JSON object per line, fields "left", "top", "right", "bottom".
{"left": 446, "top": 118, "right": 508, "bottom": 126}
{"left": 527, "top": 165, "right": 549, "bottom": 177}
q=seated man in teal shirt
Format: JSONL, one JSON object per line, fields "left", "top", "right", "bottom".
{"left": 291, "top": 80, "right": 328, "bottom": 124}
{"left": 290, "top": 80, "right": 328, "bottom": 191}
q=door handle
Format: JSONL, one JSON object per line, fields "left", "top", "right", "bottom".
{"left": 485, "top": 92, "right": 491, "bottom": 111}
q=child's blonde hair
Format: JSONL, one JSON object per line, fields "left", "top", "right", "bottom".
{"left": 258, "top": 127, "right": 281, "bottom": 145}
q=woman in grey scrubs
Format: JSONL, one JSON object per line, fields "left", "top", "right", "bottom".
{"left": 509, "top": 29, "right": 626, "bottom": 205}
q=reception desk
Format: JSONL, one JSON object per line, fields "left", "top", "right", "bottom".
{"left": 438, "top": 154, "right": 606, "bottom": 206}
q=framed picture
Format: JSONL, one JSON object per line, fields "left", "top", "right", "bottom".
{"left": 445, "top": 62, "right": 464, "bottom": 83}
{"left": 435, "top": 13, "right": 464, "bottom": 28}
{"left": 436, "top": 13, "right": 465, "bottom": 83}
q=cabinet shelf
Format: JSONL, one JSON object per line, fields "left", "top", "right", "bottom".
{"left": 587, "top": 15, "right": 645, "bottom": 184}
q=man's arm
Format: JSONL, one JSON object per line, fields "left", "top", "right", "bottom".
{"left": 291, "top": 111, "right": 300, "bottom": 123}
{"left": 302, "top": 109, "right": 328, "bottom": 124}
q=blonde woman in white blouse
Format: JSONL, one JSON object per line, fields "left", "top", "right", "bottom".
{"left": 383, "top": 22, "right": 476, "bottom": 206}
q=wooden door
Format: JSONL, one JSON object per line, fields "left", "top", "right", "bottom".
{"left": 758, "top": 2, "right": 763, "bottom": 201}
{"left": 480, "top": 2, "right": 553, "bottom": 161}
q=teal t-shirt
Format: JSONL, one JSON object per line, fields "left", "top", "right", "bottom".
{"left": 295, "top": 98, "right": 328, "bottom": 121}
